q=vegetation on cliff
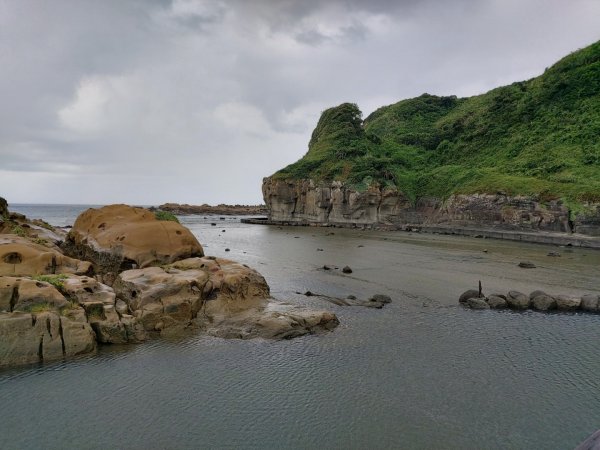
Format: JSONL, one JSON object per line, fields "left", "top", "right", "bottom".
{"left": 272, "top": 40, "right": 600, "bottom": 208}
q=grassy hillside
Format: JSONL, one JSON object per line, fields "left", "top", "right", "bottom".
{"left": 272, "top": 40, "right": 600, "bottom": 210}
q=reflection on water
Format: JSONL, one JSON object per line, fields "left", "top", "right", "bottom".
{"left": 1, "top": 210, "right": 600, "bottom": 450}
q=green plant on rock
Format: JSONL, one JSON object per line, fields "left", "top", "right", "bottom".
{"left": 32, "top": 274, "right": 68, "bottom": 292}
{"left": 28, "top": 302, "right": 55, "bottom": 313}
{"left": 11, "top": 225, "right": 26, "bottom": 237}
{"left": 154, "top": 210, "right": 180, "bottom": 223}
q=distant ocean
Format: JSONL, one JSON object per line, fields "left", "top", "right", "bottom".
{"left": 8, "top": 204, "right": 99, "bottom": 227}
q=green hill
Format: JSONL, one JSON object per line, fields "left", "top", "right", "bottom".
{"left": 272, "top": 40, "right": 600, "bottom": 213}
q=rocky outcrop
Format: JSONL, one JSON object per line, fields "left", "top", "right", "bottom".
{"left": 0, "top": 235, "right": 92, "bottom": 276}
{"left": 262, "top": 178, "right": 591, "bottom": 234}
{"left": 113, "top": 257, "right": 339, "bottom": 339}
{"left": 0, "top": 277, "right": 99, "bottom": 367}
{"left": 158, "top": 203, "right": 267, "bottom": 216}
{"left": 63, "top": 204, "right": 204, "bottom": 276}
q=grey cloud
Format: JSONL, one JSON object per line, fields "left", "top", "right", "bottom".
{"left": 0, "top": 0, "right": 599, "bottom": 204}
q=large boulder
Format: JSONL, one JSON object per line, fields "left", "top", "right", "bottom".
{"left": 580, "top": 294, "right": 600, "bottom": 312}
{"left": 0, "top": 235, "right": 91, "bottom": 276}
{"left": 63, "top": 204, "right": 204, "bottom": 275}
{"left": 113, "top": 257, "right": 339, "bottom": 339}
{"left": 556, "top": 295, "right": 581, "bottom": 311}
{"left": 531, "top": 294, "right": 557, "bottom": 311}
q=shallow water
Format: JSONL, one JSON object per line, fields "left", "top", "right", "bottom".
{"left": 2, "top": 207, "right": 600, "bottom": 449}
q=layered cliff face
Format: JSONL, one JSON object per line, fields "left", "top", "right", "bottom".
{"left": 262, "top": 178, "right": 594, "bottom": 233}
{"left": 264, "top": 40, "right": 600, "bottom": 235}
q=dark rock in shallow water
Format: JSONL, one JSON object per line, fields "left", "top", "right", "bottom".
{"left": 342, "top": 266, "right": 352, "bottom": 274}
{"left": 518, "top": 261, "right": 536, "bottom": 269}
{"left": 529, "top": 290, "right": 548, "bottom": 300}
{"left": 370, "top": 294, "right": 392, "bottom": 304}
{"left": 506, "top": 291, "right": 530, "bottom": 309}
{"left": 487, "top": 295, "right": 507, "bottom": 309}
{"left": 466, "top": 297, "right": 490, "bottom": 309}
{"left": 581, "top": 294, "right": 600, "bottom": 312}
{"left": 547, "top": 251, "right": 561, "bottom": 257}
{"left": 556, "top": 294, "right": 581, "bottom": 310}
{"left": 459, "top": 289, "right": 481, "bottom": 304}
{"left": 531, "top": 294, "right": 557, "bottom": 311}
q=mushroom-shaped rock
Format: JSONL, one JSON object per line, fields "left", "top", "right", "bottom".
{"left": 556, "top": 295, "right": 581, "bottom": 311}
{"left": 506, "top": 291, "right": 531, "bottom": 310}
{"left": 0, "top": 235, "right": 91, "bottom": 276}
{"left": 64, "top": 204, "right": 204, "bottom": 274}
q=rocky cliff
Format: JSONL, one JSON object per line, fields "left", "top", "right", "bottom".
{"left": 263, "top": 41, "right": 600, "bottom": 235}
{"left": 262, "top": 178, "right": 600, "bottom": 235}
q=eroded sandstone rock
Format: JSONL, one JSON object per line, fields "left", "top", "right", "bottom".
{"left": 63, "top": 204, "right": 204, "bottom": 275}
{"left": 113, "top": 257, "right": 338, "bottom": 339}
{"left": 0, "top": 235, "right": 91, "bottom": 277}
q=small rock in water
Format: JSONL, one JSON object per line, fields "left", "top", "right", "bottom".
{"left": 483, "top": 249, "right": 488, "bottom": 253}
{"left": 225, "top": 248, "right": 230, "bottom": 252}
{"left": 370, "top": 294, "right": 392, "bottom": 304}
{"left": 474, "top": 234, "right": 484, "bottom": 239}
{"left": 342, "top": 266, "right": 353, "bottom": 274}
{"left": 211, "top": 223, "right": 216, "bottom": 226}
{"left": 304, "top": 291, "right": 313, "bottom": 296}
{"left": 518, "top": 261, "right": 536, "bottom": 269}
{"left": 222, "top": 229, "right": 226, "bottom": 232}
{"left": 294, "top": 236, "right": 300, "bottom": 239}
{"left": 547, "top": 251, "right": 561, "bottom": 257}
{"left": 317, "top": 248, "right": 323, "bottom": 251}
{"left": 347, "top": 295, "right": 357, "bottom": 300}
{"left": 322, "top": 265, "right": 331, "bottom": 270}
{"left": 357, "top": 245, "right": 364, "bottom": 248}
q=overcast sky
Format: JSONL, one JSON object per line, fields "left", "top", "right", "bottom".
{"left": 1, "top": 0, "right": 599, "bottom": 205}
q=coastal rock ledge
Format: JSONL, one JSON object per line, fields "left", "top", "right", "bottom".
{"left": 262, "top": 178, "right": 600, "bottom": 236}
{"left": 0, "top": 203, "right": 339, "bottom": 369}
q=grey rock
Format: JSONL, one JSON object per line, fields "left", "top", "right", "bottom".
{"left": 370, "top": 294, "right": 392, "bottom": 304}
{"left": 531, "top": 294, "right": 557, "bottom": 311}
{"left": 556, "top": 295, "right": 581, "bottom": 311}
{"left": 506, "top": 291, "right": 531, "bottom": 310}
{"left": 487, "top": 295, "right": 507, "bottom": 309}
{"left": 342, "top": 266, "right": 352, "bottom": 274}
{"left": 459, "top": 289, "right": 481, "bottom": 304}
{"left": 529, "top": 290, "right": 548, "bottom": 300}
{"left": 518, "top": 261, "right": 536, "bottom": 269}
{"left": 581, "top": 294, "right": 600, "bottom": 312}
{"left": 466, "top": 297, "right": 490, "bottom": 309}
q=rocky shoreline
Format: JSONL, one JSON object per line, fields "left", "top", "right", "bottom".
{"left": 261, "top": 178, "right": 600, "bottom": 237}
{"left": 157, "top": 203, "right": 268, "bottom": 216}
{"left": 0, "top": 199, "right": 340, "bottom": 369}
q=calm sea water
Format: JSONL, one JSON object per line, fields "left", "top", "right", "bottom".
{"left": 2, "top": 204, "right": 600, "bottom": 449}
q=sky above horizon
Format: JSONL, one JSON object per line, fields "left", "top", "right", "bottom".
{"left": 1, "top": 0, "right": 599, "bottom": 206}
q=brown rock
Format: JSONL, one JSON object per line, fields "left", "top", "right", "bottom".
{"left": 63, "top": 204, "right": 204, "bottom": 274}
{"left": 0, "top": 235, "right": 91, "bottom": 277}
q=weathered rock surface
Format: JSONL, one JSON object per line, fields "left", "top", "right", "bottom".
{"left": 556, "top": 295, "right": 581, "bottom": 310}
{"left": 113, "top": 257, "right": 339, "bottom": 339}
{"left": 466, "top": 297, "right": 490, "bottom": 309}
{"left": 63, "top": 204, "right": 204, "bottom": 275}
{"left": 262, "top": 178, "right": 594, "bottom": 234}
{"left": 0, "top": 235, "right": 92, "bottom": 276}
{"left": 581, "top": 294, "right": 600, "bottom": 312}
{"left": 487, "top": 294, "right": 507, "bottom": 309}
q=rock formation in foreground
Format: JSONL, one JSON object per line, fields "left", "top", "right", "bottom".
{"left": 0, "top": 203, "right": 339, "bottom": 369}
{"left": 263, "top": 40, "right": 600, "bottom": 236}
